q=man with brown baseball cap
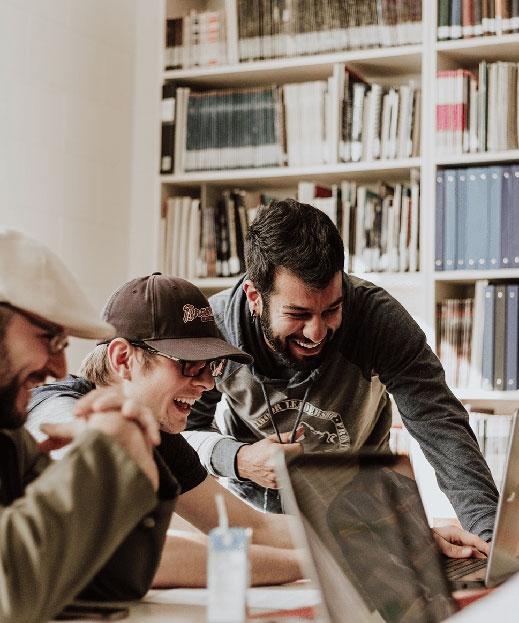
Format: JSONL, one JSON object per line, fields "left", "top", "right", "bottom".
{"left": 0, "top": 230, "right": 179, "bottom": 623}
{"left": 98, "top": 271, "right": 252, "bottom": 362}
{"left": 27, "top": 273, "right": 303, "bottom": 588}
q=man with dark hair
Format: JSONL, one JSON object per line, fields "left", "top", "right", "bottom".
{"left": 0, "top": 229, "right": 177, "bottom": 623}
{"left": 184, "top": 198, "right": 497, "bottom": 554}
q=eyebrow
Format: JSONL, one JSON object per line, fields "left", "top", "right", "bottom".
{"left": 282, "top": 297, "right": 344, "bottom": 312}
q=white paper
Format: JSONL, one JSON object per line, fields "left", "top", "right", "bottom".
{"left": 144, "top": 586, "right": 321, "bottom": 610}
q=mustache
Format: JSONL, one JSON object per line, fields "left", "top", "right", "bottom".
{"left": 289, "top": 330, "right": 333, "bottom": 345}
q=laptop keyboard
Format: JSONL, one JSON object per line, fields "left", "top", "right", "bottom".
{"left": 444, "top": 557, "right": 488, "bottom": 580}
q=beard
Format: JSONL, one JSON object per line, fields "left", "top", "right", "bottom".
{"left": 259, "top": 299, "right": 332, "bottom": 371}
{"left": 0, "top": 342, "right": 26, "bottom": 429}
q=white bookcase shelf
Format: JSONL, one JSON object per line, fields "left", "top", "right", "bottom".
{"left": 436, "top": 150, "right": 519, "bottom": 166}
{"left": 158, "top": 0, "right": 518, "bottom": 413}
{"left": 165, "top": 44, "right": 424, "bottom": 87}
{"left": 162, "top": 158, "right": 422, "bottom": 188}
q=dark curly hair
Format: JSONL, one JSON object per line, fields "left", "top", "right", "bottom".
{"left": 245, "top": 198, "right": 344, "bottom": 297}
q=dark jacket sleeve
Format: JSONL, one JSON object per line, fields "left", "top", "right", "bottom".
{"left": 347, "top": 283, "right": 498, "bottom": 539}
{"left": 0, "top": 429, "right": 177, "bottom": 623}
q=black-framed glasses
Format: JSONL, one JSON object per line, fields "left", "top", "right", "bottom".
{"left": 1, "top": 303, "right": 69, "bottom": 354}
{"left": 130, "top": 342, "right": 226, "bottom": 378}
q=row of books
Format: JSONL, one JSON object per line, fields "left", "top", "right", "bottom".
{"left": 435, "top": 165, "right": 519, "bottom": 272}
{"left": 237, "top": 0, "right": 422, "bottom": 61}
{"left": 437, "top": 0, "right": 519, "bottom": 41}
{"left": 160, "top": 65, "right": 420, "bottom": 174}
{"left": 467, "top": 409, "right": 513, "bottom": 490}
{"left": 298, "top": 176, "right": 420, "bottom": 275}
{"left": 436, "top": 61, "right": 519, "bottom": 155}
{"left": 165, "top": 10, "right": 227, "bottom": 70}
{"left": 341, "top": 175, "right": 420, "bottom": 274}
{"left": 159, "top": 175, "right": 420, "bottom": 280}
{"left": 439, "top": 281, "right": 519, "bottom": 391}
{"left": 158, "top": 191, "right": 265, "bottom": 280}
{"left": 436, "top": 297, "right": 473, "bottom": 389}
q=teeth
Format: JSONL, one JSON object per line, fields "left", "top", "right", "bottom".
{"left": 174, "top": 398, "right": 196, "bottom": 406}
{"left": 295, "top": 339, "right": 323, "bottom": 349}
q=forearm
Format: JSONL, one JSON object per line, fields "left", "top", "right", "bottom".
{"left": 251, "top": 513, "right": 298, "bottom": 550}
{"left": 153, "top": 530, "right": 303, "bottom": 588}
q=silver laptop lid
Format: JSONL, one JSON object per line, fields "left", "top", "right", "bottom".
{"left": 486, "top": 411, "right": 519, "bottom": 588}
{"left": 277, "top": 451, "right": 455, "bottom": 623}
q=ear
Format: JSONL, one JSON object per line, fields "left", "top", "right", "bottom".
{"left": 243, "top": 279, "right": 263, "bottom": 317}
{"left": 107, "top": 338, "right": 135, "bottom": 381}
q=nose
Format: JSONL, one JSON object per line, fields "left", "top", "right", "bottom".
{"left": 192, "top": 366, "right": 215, "bottom": 391}
{"left": 303, "top": 315, "right": 327, "bottom": 344}
{"left": 47, "top": 350, "right": 67, "bottom": 380}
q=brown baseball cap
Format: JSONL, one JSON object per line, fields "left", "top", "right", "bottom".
{"left": 98, "top": 273, "right": 252, "bottom": 364}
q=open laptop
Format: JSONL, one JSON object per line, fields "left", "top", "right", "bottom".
{"left": 443, "top": 410, "right": 519, "bottom": 589}
{"left": 275, "top": 450, "right": 456, "bottom": 623}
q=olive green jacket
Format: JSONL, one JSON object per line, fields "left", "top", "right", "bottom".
{"left": 0, "top": 426, "right": 178, "bottom": 623}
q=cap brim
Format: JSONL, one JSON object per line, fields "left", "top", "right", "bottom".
{"left": 66, "top": 319, "right": 115, "bottom": 341}
{"left": 143, "top": 337, "right": 253, "bottom": 364}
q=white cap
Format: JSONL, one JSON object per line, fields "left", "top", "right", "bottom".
{"left": 0, "top": 229, "right": 115, "bottom": 340}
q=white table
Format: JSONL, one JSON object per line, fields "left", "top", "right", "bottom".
{"left": 54, "top": 583, "right": 321, "bottom": 622}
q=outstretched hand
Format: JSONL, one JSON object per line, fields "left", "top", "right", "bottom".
{"left": 236, "top": 427, "right": 304, "bottom": 488}
{"left": 432, "top": 525, "right": 490, "bottom": 559}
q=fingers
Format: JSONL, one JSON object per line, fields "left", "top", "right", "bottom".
{"left": 276, "top": 430, "right": 299, "bottom": 444}
{"left": 432, "top": 526, "right": 490, "bottom": 558}
{"left": 292, "top": 426, "right": 305, "bottom": 441}
{"left": 40, "top": 420, "right": 86, "bottom": 441}
{"left": 38, "top": 437, "right": 72, "bottom": 453}
{"left": 120, "top": 400, "right": 161, "bottom": 446}
{"left": 74, "top": 388, "right": 161, "bottom": 446}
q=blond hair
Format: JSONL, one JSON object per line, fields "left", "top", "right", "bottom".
{"left": 79, "top": 342, "right": 156, "bottom": 386}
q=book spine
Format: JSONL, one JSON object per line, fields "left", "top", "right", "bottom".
{"left": 438, "top": 0, "right": 450, "bottom": 39}
{"left": 475, "top": 167, "right": 490, "bottom": 270}
{"left": 450, "top": 0, "right": 463, "bottom": 38}
{"left": 443, "top": 169, "right": 457, "bottom": 270}
{"left": 456, "top": 169, "right": 468, "bottom": 269}
{"left": 160, "top": 84, "right": 176, "bottom": 174}
{"left": 493, "top": 284, "right": 507, "bottom": 391}
{"left": 512, "top": 165, "right": 519, "bottom": 269}
{"left": 481, "top": 283, "right": 495, "bottom": 390}
{"left": 500, "top": 166, "right": 513, "bottom": 268}
{"left": 505, "top": 284, "right": 519, "bottom": 390}
{"left": 487, "top": 165, "right": 502, "bottom": 270}
{"left": 435, "top": 170, "right": 445, "bottom": 270}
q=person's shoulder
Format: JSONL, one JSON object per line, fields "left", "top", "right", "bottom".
{"left": 28, "top": 375, "right": 94, "bottom": 413}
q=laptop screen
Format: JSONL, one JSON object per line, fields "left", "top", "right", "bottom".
{"left": 487, "top": 411, "right": 519, "bottom": 587}
{"left": 279, "top": 452, "right": 455, "bottom": 623}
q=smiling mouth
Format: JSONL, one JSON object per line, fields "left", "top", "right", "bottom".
{"left": 290, "top": 337, "right": 325, "bottom": 354}
{"left": 173, "top": 397, "right": 197, "bottom": 411}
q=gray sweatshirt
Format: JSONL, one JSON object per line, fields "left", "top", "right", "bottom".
{"left": 183, "top": 273, "right": 498, "bottom": 539}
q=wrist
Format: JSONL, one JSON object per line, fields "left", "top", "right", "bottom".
{"left": 210, "top": 437, "right": 248, "bottom": 479}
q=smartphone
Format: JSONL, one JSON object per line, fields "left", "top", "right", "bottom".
{"left": 55, "top": 603, "right": 129, "bottom": 620}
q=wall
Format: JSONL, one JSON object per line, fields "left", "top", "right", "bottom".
{"left": 0, "top": 0, "right": 147, "bottom": 371}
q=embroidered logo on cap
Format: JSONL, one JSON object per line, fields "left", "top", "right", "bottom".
{"left": 183, "top": 304, "right": 214, "bottom": 323}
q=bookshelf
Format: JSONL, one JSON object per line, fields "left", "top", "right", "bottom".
{"left": 158, "top": 0, "right": 519, "bottom": 414}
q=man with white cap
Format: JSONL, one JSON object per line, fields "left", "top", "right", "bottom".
{"left": 27, "top": 273, "right": 304, "bottom": 587}
{"left": 0, "top": 230, "right": 179, "bottom": 623}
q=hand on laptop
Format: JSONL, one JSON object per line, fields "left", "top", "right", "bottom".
{"left": 432, "top": 525, "right": 490, "bottom": 558}
{"left": 236, "top": 428, "right": 304, "bottom": 488}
